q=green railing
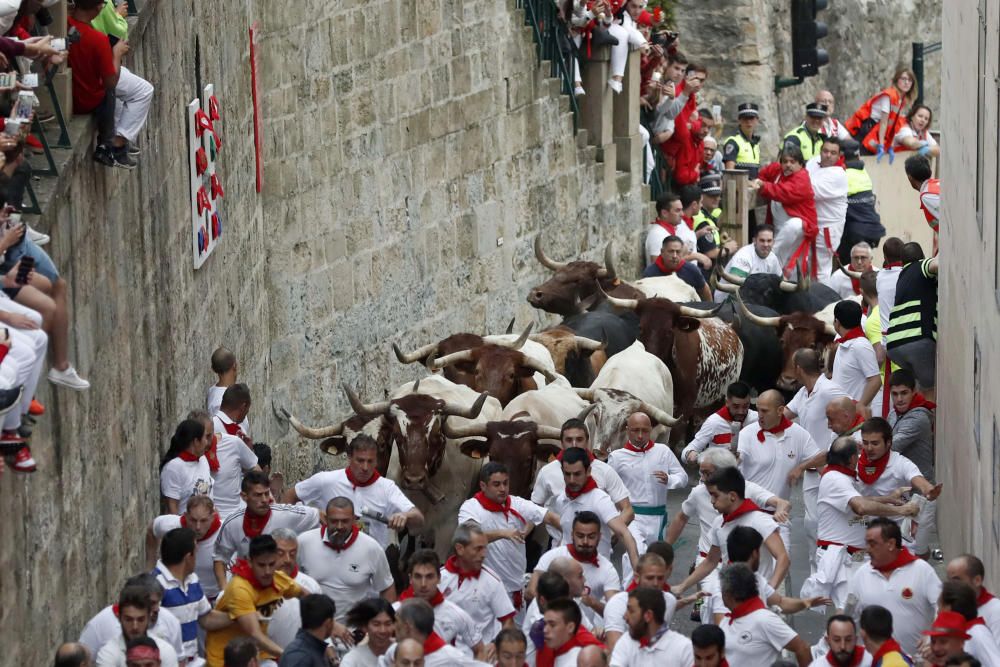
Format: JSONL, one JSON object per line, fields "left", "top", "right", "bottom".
{"left": 516, "top": 0, "right": 581, "bottom": 131}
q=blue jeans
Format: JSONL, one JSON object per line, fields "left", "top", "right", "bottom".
{"left": 1, "top": 237, "right": 59, "bottom": 282}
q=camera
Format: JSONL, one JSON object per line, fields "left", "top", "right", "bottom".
{"left": 651, "top": 30, "right": 679, "bottom": 49}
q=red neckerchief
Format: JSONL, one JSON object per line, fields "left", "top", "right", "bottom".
{"left": 850, "top": 277, "right": 862, "bottom": 295}
{"left": 823, "top": 464, "right": 858, "bottom": 479}
{"left": 717, "top": 406, "right": 737, "bottom": 422}
{"left": 444, "top": 555, "right": 481, "bottom": 587}
{"left": 726, "top": 597, "right": 766, "bottom": 624}
{"left": 978, "top": 588, "right": 995, "bottom": 607}
{"left": 536, "top": 627, "right": 604, "bottom": 667}
{"left": 898, "top": 393, "right": 937, "bottom": 415}
{"left": 626, "top": 579, "right": 671, "bottom": 593}
{"left": 721, "top": 499, "right": 764, "bottom": 525}
{"left": 243, "top": 508, "right": 271, "bottom": 539}
{"left": 321, "top": 524, "right": 361, "bottom": 552}
{"left": 872, "top": 548, "right": 918, "bottom": 575}
{"left": 623, "top": 439, "right": 655, "bottom": 453}
{"left": 871, "top": 639, "right": 905, "bottom": 663}
{"left": 177, "top": 450, "right": 201, "bottom": 463}
{"left": 474, "top": 492, "right": 526, "bottom": 525}
{"left": 837, "top": 327, "right": 867, "bottom": 344}
{"left": 181, "top": 512, "right": 222, "bottom": 542}
{"left": 653, "top": 218, "right": 677, "bottom": 235}
{"left": 756, "top": 416, "right": 793, "bottom": 442}
{"left": 967, "top": 617, "right": 987, "bottom": 629}
{"left": 565, "top": 476, "right": 598, "bottom": 500}
{"left": 883, "top": 261, "right": 902, "bottom": 269}
{"left": 654, "top": 255, "right": 685, "bottom": 275}
{"left": 231, "top": 558, "right": 279, "bottom": 591}
{"left": 827, "top": 645, "right": 866, "bottom": 666}
{"left": 422, "top": 632, "right": 447, "bottom": 655}
{"left": 567, "top": 544, "right": 599, "bottom": 567}
{"left": 682, "top": 215, "right": 695, "bottom": 230}
{"left": 222, "top": 420, "right": 253, "bottom": 448}
{"left": 399, "top": 586, "right": 445, "bottom": 607}
{"left": 345, "top": 466, "right": 380, "bottom": 489}
{"left": 857, "top": 449, "right": 890, "bottom": 484}
{"left": 204, "top": 434, "right": 220, "bottom": 472}
{"left": 556, "top": 450, "right": 595, "bottom": 462}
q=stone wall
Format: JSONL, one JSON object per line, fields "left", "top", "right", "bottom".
{"left": 675, "top": 0, "right": 942, "bottom": 150}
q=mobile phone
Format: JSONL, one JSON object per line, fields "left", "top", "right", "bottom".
{"left": 16, "top": 255, "right": 34, "bottom": 285}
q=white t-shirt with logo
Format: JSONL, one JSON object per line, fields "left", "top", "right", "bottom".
{"left": 160, "top": 456, "right": 214, "bottom": 514}
{"left": 297, "top": 528, "right": 395, "bottom": 622}
{"left": 737, "top": 422, "right": 821, "bottom": 500}
{"left": 722, "top": 608, "right": 798, "bottom": 666}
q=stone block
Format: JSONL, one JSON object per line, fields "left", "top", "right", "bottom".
{"left": 577, "top": 49, "right": 613, "bottom": 146}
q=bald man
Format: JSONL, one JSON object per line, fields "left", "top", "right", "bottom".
{"left": 54, "top": 642, "right": 91, "bottom": 667}
{"left": 816, "top": 90, "right": 850, "bottom": 140}
{"left": 577, "top": 644, "right": 608, "bottom": 667}
{"left": 826, "top": 397, "right": 863, "bottom": 441}
{"left": 394, "top": 638, "right": 425, "bottom": 667}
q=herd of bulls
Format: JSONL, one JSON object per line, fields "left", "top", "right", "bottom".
{"left": 280, "top": 237, "right": 859, "bottom": 553}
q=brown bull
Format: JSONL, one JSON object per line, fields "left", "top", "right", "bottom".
{"left": 428, "top": 345, "right": 558, "bottom": 407}
{"left": 393, "top": 326, "right": 533, "bottom": 388}
{"left": 735, "top": 292, "right": 837, "bottom": 392}
{"left": 527, "top": 236, "right": 644, "bottom": 316}
{"left": 530, "top": 327, "right": 607, "bottom": 388}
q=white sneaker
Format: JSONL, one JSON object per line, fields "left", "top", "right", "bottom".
{"left": 26, "top": 225, "right": 49, "bottom": 246}
{"left": 48, "top": 365, "right": 90, "bottom": 390}
{"left": 608, "top": 79, "right": 623, "bottom": 94}
{"left": 574, "top": 85, "right": 586, "bottom": 96}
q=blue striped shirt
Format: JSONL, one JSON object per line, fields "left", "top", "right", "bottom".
{"left": 153, "top": 562, "right": 211, "bottom": 659}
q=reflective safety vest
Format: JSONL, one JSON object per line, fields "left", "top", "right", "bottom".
{"left": 723, "top": 132, "right": 760, "bottom": 175}
{"left": 846, "top": 166, "right": 873, "bottom": 197}
{"left": 845, "top": 86, "right": 906, "bottom": 154}
{"left": 782, "top": 125, "right": 824, "bottom": 161}
{"left": 693, "top": 208, "right": 722, "bottom": 245}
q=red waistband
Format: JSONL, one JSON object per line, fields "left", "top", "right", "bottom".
{"left": 817, "top": 540, "right": 864, "bottom": 555}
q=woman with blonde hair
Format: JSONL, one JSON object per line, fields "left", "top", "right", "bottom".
{"left": 845, "top": 67, "right": 918, "bottom": 160}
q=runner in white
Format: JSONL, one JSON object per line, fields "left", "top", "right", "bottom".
{"left": 379, "top": 599, "right": 473, "bottom": 667}
{"left": 210, "top": 384, "right": 259, "bottom": 519}
{"left": 537, "top": 598, "right": 602, "bottom": 667}
{"left": 808, "top": 615, "right": 872, "bottom": 667}
{"left": 681, "top": 381, "right": 758, "bottom": 464}
{"left": 608, "top": 587, "right": 693, "bottom": 667}
{"left": 946, "top": 554, "right": 1000, "bottom": 646}
{"left": 603, "top": 552, "right": 683, "bottom": 651}
{"left": 159, "top": 418, "right": 215, "bottom": 515}
{"left": 147, "top": 496, "right": 223, "bottom": 601}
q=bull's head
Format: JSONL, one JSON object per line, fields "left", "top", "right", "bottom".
{"left": 429, "top": 338, "right": 558, "bottom": 407}
{"left": 277, "top": 406, "right": 393, "bottom": 473}
{"left": 530, "top": 328, "right": 606, "bottom": 386}
{"left": 572, "top": 389, "right": 677, "bottom": 457}
{"left": 393, "top": 327, "right": 534, "bottom": 389}
{"left": 527, "top": 236, "right": 618, "bottom": 316}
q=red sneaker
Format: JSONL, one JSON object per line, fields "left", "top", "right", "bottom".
{"left": 0, "top": 430, "right": 25, "bottom": 445}
{"left": 25, "top": 134, "right": 42, "bottom": 150}
{"left": 13, "top": 445, "right": 36, "bottom": 473}
{"left": 28, "top": 398, "right": 44, "bottom": 416}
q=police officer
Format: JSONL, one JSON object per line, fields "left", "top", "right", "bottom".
{"left": 722, "top": 102, "right": 761, "bottom": 178}
{"left": 782, "top": 102, "right": 828, "bottom": 162}
{"left": 693, "top": 175, "right": 723, "bottom": 248}
{"left": 838, "top": 138, "right": 886, "bottom": 264}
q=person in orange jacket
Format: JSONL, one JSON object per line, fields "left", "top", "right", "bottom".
{"left": 845, "top": 67, "right": 918, "bottom": 162}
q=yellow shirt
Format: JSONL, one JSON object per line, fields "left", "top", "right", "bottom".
{"left": 864, "top": 305, "right": 900, "bottom": 374}
{"left": 204, "top": 570, "right": 302, "bottom": 667}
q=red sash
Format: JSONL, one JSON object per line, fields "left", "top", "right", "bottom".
{"left": 623, "top": 440, "right": 655, "bottom": 453}
{"left": 567, "top": 543, "right": 600, "bottom": 567}
{"left": 243, "top": 508, "right": 271, "bottom": 539}
{"left": 204, "top": 433, "right": 221, "bottom": 472}
{"left": 857, "top": 450, "right": 890, "bottom": 485}
{"left": 222, "top": 420, "right": 253, "bottom": 448}
{"left": 871, "top": 639, "right": 906, "bottom": 663}
{"left": 757, "top": 416, "right": 793, "bottom": 442}
{"left": 444, "top": 555, "right": 481, "bottom": 587}
{"left": 977, "top": 587, "right": 995, "bottom": 607}
{"left": 536, "top": 627, "right": 604, "bottom": 667}
{"left": 897, "top": 393, "right": 936, "bottom": 415}
{"left": 827, "top": 646, "right": 866, "bottom": 666}
{"left": 837, "top": 327, "right": 867, "bottom": 344}
{"left": 654, "top": 255, "right": 685, "bottom": 276}
{"left": 653, "top": 219, "right": 677, "bottom": 236}
{"left": 399, "top": 586, "right": 445, "bottom": 607}
{"left": 177, "top": 450, "right": 201, "bottom": 463}
{"left": 423, "top": 632, "right": 447, "bottom": 656}
{"left": 474, "top": 492, "right": 526, "bottom": 525}
{"left": 823, "top": 464, "right": 858, "bottom": 479}
{"left": 231, "top": 558, "right": 279, "bottom": 591}
{"left": 181, "top": 512, "right": 222, "bottom": 542}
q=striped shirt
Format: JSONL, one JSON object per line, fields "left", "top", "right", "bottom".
{"left": 886, "top": 259, "right": 937, "bottom": 349}
{"left": 154, "top": 561, "right": 211, "bottom": 660}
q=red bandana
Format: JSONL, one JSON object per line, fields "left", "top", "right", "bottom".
{"left": 565, "top": 476, "right": 598, "bottom": 500}
{"left": 823, "top": 464, "right": 858, "bottom": 479}
{"left": 872, "top": 547, "right": 918, "bottom": 575}
{"left": 536, "top": 627, "right": 604, "bottom": 667}
{"left": 623, "top": 440, "right": 655, "bottom": 453}
{"left": 978, "top": 588, "right": 995, "bottom": 607}
{"left": 967, "top": 617, "right": 987, "bottom": 629}
{"left": 345, "top": 466, "right": 380, "bottom": 489}
{"left": 837, "top": 327, "right": 867, "bottom": 344}
{"left": 850, "top": 277, "right": 862, "bottom": 295}
{"left": 717, "top": 406, "right": 735, "bottom": 422}
{"left": 654, "top": 255, "right": 686, "bottom": 276}
{"left": 653, "top": 218, "right": 677, "bottom": 236}
{"left": 898, "top": 393, "right": 937, "bottom": 415}
{"left": 721, "top": 499, "right": 764, "bottom": 525}
{"left": 567, "top": 544, "right": 599, "bottom": 567}
{"left": 726, "top": 597, "right": 766, "bottom": 624}
{"left": 444, "top": 555, "right": 481, "bottom": 587}
{"left": 557, "top": 450, "right": 595, "bottom": 462}
{"left": 883, "top": 261, "right": 902, "bottom": 269}
{"left": 756, "top": 416, "right": 793, "bottom": 442}
{"left": 231, "top": 558, "right": 278, "bottom": 591}
{"left": 321, "top": 524, "right": 361, "bottom": 552}
{"left": 827, "top": 645, "right": 866, "bottom": 666}
{"left": 181, "top": 512, "right": 222, "bottom": 542}
{"left": 843, "top": 413, "right": 865, "bottom": 435}
{"left": 422, "top": 632, "right": 447, "bottom": 655}
{"left": 399, "top": 586, "right": 445, "bottom": 607}
{"left": 222, "top": 420, "right": 253, "bottom": 448}
{"left": 682, "top": 215, "right": 695, "bottom": 230}
{"left": 857, "top": 449, "right": 890, "bottom": 484}
{"left": 871, "top": 638, "right": 904, "bottom": 663}
{"left": 177, "top": 450, "right": 201, "bottom": 463}
{"left": 243, "top": 508, "right": 271, "bottom": 539}
{"left": 626, "top": 579, "right": 670, "bottom": 593}
{"left": 474, "top": 492, "right": 526, "bottom": 524}
{"left": 204, "top": 434, "right": 220, "bottom": 472}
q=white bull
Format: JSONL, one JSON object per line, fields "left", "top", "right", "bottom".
{"left": 632, "top": 275, "right": 700, "bottom": 302}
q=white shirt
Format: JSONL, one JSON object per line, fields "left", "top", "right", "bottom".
{"left": 826, "top": 269, "right": 869, "bottom": 300}
{"left": 806, "top": 159, "right": 848, "bottom": 230}
{"left": 787, "top": 375, "right": 849, "bottom": 453}
{"left": 160, "top": 456, "right": 214, "bottom": 513}
{"left": 206, "top": 386, "right": 250, "bottom": 432}
{"left": 723, "top": 608, "right": 798, "bottom": 666}
{"left": 808, "top": 650, "right": 872, "bottom": 667}
{"left": 153, "top": 560, "right": 212, "bottom": 660}
{"left": 458, "top": 494, "right": 546, "bottom": 593}
{"left": 532, "top": 458, "right": 630, "bottom": 507}
{"left": 603, "top": 589, "right": 677, "bottom": 635}
{"left": 298, "top": 528, "right": 395, "bottom": 622}
{"left": 152, "top": 513, "right": 222, "bottom": 599}
{"left": 682, "top": 409, "right": 759, "bottom": 462}
{"left": 737, "top": 421, "right": 821, "bottom": 500}
{"left": 722, "top": 244, "right": 783, "bottom": 285}
{"left": 294, "top": 469, "right": 416, "bottom": 548}
{"left": 979, "top": 595, "right": 1000, "bottom": 647}
{"left": 95, "top": 634, "right": 179, "bottom": 667}
{"left": 816, "top": 469, "right": 866, "bottom": 548}
{"left": 680, "top": 481, "right": 776, "bottom": 555}
{"left": 267, "top": 571, "right": 322, "bottom": 649}
{"left": 833, "top": 337, "right": 880, "bottom": 406}
{"left": 550, "top": 485, "right": 621, "bottom": 558}
{"left": 214, "top": 504, "right": 320, "bottom": 563}
{"left": 535, "top": 545, "right": 620, "bottom": 627}
{"left": 80, "top": 604, "right": 184, "bottom": 660}
{"left": 966, "top": 622, "right": 1000, "bottom": 666}
{"left": 709, "top": 509, "right": 782, "bottom": 582}
{"left": 876, "top": 266, "right": 902, "bottom": 341}
{"left": 341, "top": 643, "right": 379, "bottom": 667}
{"left": 846, "top": 556, "right": 941, "bottom": 655}
{"left": 857, "top": 451, "right": 922, "bottom": 499}
{"left": 392, "top": 597, "right": 482, "bottom": 651}
{"left": 378, "top": 641, "right": 477, "bottom": 667}
{"left": 607, "top": 442, "right": 687, "bottom": 507}
{"left": 211, "top": 413, "right": 259, "bottom": 518}
{"left": 439, "top": 562, "right": 516, "bottom": 645}
{"left": 609, "top": 628, "right": 693, "bottom": 667}
{"left": 646, "top": 220, "right": 697, "bottom": 260}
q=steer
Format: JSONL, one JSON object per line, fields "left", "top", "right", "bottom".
{"left": 600, "top": 288, "right": 744, "bottom": 435}
{"left": 716, "top": 268, "right": 840, "bottom": 315}
{"left": 428, "top": 343, "right": 559, "bottom": 406}
{"left": 392, "top": 325, "right": 536, "bottom": 388}
{"left": 530, "top": 327, "right": 607, "bottom": 388}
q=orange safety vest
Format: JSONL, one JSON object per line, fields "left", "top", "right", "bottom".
{"left": 845, "top": 86, "right": 906, "bottom": 154}
{"left": 919, "top": 178, "right": 940, "bottom": 230}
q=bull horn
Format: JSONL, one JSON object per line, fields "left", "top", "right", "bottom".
{"left": 679, "top": 303, "right": 719, "bottom": 318}
{"left": 342, "top": 384, "right": 391, "bottom": 417}
{"left": 574, "top": 389, "right": 596, "bottom": 401}
{"left": 278, "top": 406, "right": 345, "bottom": 439}
{"left": 442, "top": 420, "right": 489, "bottom": 439}
{"left": 489, "top": 323, "right": 533, "bottom": 350}
{"left": 430, "top": 348, "right": 475, "bottom": 370}
{"left": 573, "top": 335, "right": 605, "bottom": 351}
{"left": 536, "top": 425, "right": 563, "bottom": 440}
{"left": 840, "top": 265, "right": 863, "bottom": 280}
{"left": 576, "top": 402, "right": 597, "bottom": 422}
{"left": 734, "top": 292, "right": 782, "bottom": 328}
{"left": 534, "top": 235, "right": 567, "bottom": 271}
{"left": 523, "top": 357, "right": 559, "bottom": 383}
{"left": 505, "top": 317, "right": 516, "bottom": 334}
{"left": 596, "top": 282, "right": 639, "bottom": 310}
{"left": 715, "top": 281, "right": 739, "bottom": 294}
{"left": 393, "top": 341, "right": 439, "bottom": 364}
{"left": 639, "top": 401, "right": 679, "bottom": 427}
{"left": 442, "top": 391, "right": 489, "bottom": 419}
{"left": 596, "top": 242, "right": 616, "bottom": 279}
{"left": 779, "top": 278, "right": 800, "bottom": 292}
{"left": 720, "top": 268, "right": 746, "bottom": 286}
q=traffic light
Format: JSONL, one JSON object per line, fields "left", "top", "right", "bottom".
{"left": 791, "top": 0, "right": 829, "bottom": 78}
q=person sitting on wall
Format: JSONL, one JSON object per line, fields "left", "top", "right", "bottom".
{"left": 643, "top": 235, "right": 712, "bottom": 300}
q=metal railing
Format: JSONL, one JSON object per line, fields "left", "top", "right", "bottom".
{"left": 515, "top": 0, "right": 581, "bottom": 131}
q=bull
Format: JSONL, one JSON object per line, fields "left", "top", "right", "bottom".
{"left": 529, "top": 327, "right": 607, "bottom": 388}
{"left": 277, "top": 407, "right": 393, "bottom": 474}
{"left": 716, "top": 268, "right": 840, "bottom": 315}
{"left": 427, "top": 342, "right": 560, "bottom": 406}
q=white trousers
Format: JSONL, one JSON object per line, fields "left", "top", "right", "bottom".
{"left": 114, "top": 66, "right": 154, "bottom": 143}
{"left": 803, "top": 472, "right": 820, "bottom": 573}
{"left": 815, "top": 224, "right": 843, "bottom": 284}
{"left": 773, "top": 217, "right": 841, "bottom": 282}
{"left": 0, "top": 297, "right": 46, "bottom": 429}
{"left": 608, "top": 23, "right": 644, "bottom": 78}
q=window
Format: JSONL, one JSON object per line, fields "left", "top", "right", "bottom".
{"left": 974, "top": 334, "right": 982, "bottom": 452}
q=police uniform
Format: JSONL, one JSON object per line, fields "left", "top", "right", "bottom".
{"left": 723, "top": 102, "right": 762, "bottom": 178}
{"left": 782, "top": 102, "right": 829, "bottom": 161}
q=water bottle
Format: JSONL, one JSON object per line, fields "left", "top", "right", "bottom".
{"left": 729, "top": 422, "right": 741, "bottom": 454}
{"left": 844, "top": 593, "right": 859, "bottom": 619}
